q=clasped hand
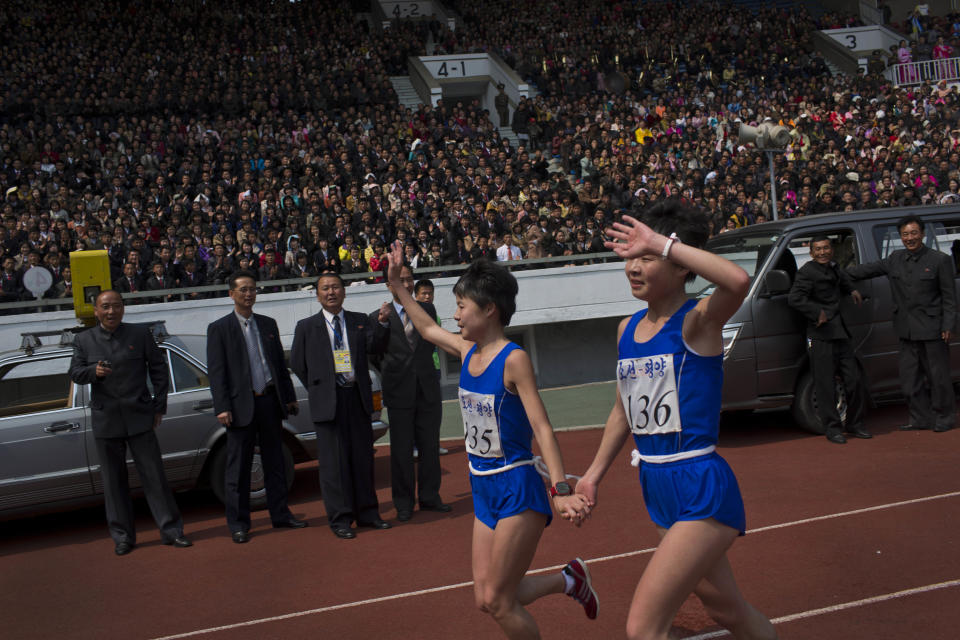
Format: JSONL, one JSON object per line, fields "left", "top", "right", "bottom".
{"left": 554, "top": 493, "right": 592, "bottom": 527}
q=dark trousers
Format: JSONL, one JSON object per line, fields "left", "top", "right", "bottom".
{"left": 388, "top": 380, "right": 443, "bottom": 512}
{"left": 95, "top": 430, "right": 183, "bottom": 545}
{"left": 224, "top": 389, "right": 293, "bottom": 533}
{"left": 314, "top": 385, "right": 379, "bottom": 529}
{"left": 810, "top": 337, "right": 865, "bottom": 437}
{"left": 900, "top": 338, "right": 956, "bottom": 429}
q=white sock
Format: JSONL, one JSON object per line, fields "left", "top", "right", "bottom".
{"left": 562, "top": 569, "right": 575, "bottom": 595}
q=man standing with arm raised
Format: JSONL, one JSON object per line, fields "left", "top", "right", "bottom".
{"left": 206, "top": 270, "right": 307, "bottom": 544}
{"left": 371, "top": 265, "right": 450, "bottom": 523}
{"left": 290, "top": 272, "right": 392, "bottom": 539}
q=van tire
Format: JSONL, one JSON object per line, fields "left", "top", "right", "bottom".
{"left": 208, "top": 442, "right": 295, "bottom": 510}
{"left": 792, "top": 371, "right": 849, "bottom": 435}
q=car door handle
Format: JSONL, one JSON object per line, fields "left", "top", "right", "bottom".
{"left": 192, "top": 400, "right": 214, "bottom": 411}
{"left": 44, "top": 422, "right": 80, "bottom": 433}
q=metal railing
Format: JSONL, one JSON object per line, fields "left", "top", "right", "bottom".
{"left": 885, "top": 57, "right": 960, "bottom": 87}
{"left": 0, "top": 251, "right": 620, "bottom": 315}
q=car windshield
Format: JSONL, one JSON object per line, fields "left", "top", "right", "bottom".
{"left": 686, "top": 232, "right": 781, "bottom": 298}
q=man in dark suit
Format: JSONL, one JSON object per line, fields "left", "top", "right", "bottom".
{"left": 848, "top": 215, "right": 958, "bottom": 432}
{"left": 113, "top": 262, "right": 141, "bottom": 294}
{"left": 206, "top": 270, "right": 307, "bottom": 543}
{"left": 290, "top": 272, "right": 391, "bottom": 539}
{"left": 788, "top": 236, "right": 869, "bottom": 444}
{"left": 68, "top": 290, "right": 191, "bottom": 555}
{"left": 371, "top": 264, "right": 450, "bottom": 521}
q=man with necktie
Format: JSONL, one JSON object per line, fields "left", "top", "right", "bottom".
{"left": 207, "top": 271, "right": 307, "bottom": 543}
{"left": 372, "top": 264, "right": 450, "bottom": 522}
{"left": 291, "top": 272, "right": 392, "bottom": 539}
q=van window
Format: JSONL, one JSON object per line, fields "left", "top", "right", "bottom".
{"left": 785, "top": 229, "right": 860, "bottom": 270}
{"left": 691, "top": 232, "right": 781, "bottom": 297}
{"left": 872, "top": 219, "right": 960, "bottom": 267}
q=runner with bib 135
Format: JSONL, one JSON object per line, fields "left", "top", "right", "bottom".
{"left": 577, "top": 201, "right": 778, "bottom": 640}
{"left": 386, "top": 243, "right": 599, "bottom": 639}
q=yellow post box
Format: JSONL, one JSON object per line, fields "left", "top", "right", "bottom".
{"left": 69, "top": 250, "right": 111, "bottom": 325}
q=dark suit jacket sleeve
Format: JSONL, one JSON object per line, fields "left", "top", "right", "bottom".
{"left": 366, "top": 314, "right": 390, "bottom": 356}
{"left": 206, "top": 318, "right": 232, "bottom": 416}
{"left": 145, "top": 327, "right": 169, "bottom": 414}
{"left": 69, "top": 332, "right": 100, "bottom": 385}
{"left": 846, "top": 256, "right": 889, "bottom": 281}
{"left": 290, "top": 319, "right": 308, "bottom": 386}
{"left": 787, "top": 264, "right": 821, "bottom": 324}
{"left": 938, "top": 252, "right": 957, "bottom": 332}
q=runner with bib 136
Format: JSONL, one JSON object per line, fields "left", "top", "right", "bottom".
{"left": 577, "top": 201, "right": 778, "bottom": 640}
{"left": 386, "top": 243, "right": 599, "bottom": 639}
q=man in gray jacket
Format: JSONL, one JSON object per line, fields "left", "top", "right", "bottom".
{"left": 69, "top": 290, "right": 191, "bottom": 555}
{"left": 848, "top": 215, "right": 957, "bottom": 432}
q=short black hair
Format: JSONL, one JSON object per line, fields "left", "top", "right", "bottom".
{"left": 316, "top": 270, "right": 345, "bottom": 287}
{"left": 452, "top": 259, "right": 518, "bottom": 326}
{"left": 636, "top": 199, "right": 711, "bottom": 282}
{"left": 636, "top": 199, "right": 710, "bottom": 251}
{"left": 810, "top": 234, "right": 832, "bottom": 246}
{"left": 414, "top": 279, "right": 434, "bottom": 294}
{"left": 897, "top": 215, "right": 924, "bottom": 233}
{"left": 229, "top": 270, "right": 258, "bottom": 289}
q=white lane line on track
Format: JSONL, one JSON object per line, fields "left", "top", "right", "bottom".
{"left": 685, "top": 578, "right": 960, "bottom": 639}
{"left": 149, "top": 491, "right": 960, "bottom": 640}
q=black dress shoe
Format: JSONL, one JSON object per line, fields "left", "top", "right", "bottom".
{"left": 114, "top": 542, "right": 134, "bottom": 556}
{"left": 845, "top": 427, "right": 873, "bottom": 439}
{"left": 333, "top": 527, "right": 356, "bottom": 539}
{"left": 826, "top": 433, "right": 847, "bottom": 444}
{"left": 273, "top": 518, "right": 309, "bottom": 529}
{"left": 934, "top": 424, "right": 954, "bottom": 432}
{"left": 162, "top": 535, "right": 193, "bottom": 548}
{"left": 419, "top": 501, "right": 452, "bottom": 513}
{"left": 358, "top": 519, "right": 392, "bottom": 529}
{"left": 397, "top": 509, "right": 413, "bottom": 522}
{"left": 900, "top": 424, "right": 933, "bottom": 431}
{"left": 232, "top": 531, "right": 250, "bottom": 544}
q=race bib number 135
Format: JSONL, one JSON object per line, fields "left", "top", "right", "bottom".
{"left": 617, "top": 354, "right": 682, "bottom": 435}
{"left": 458, "top": 389, "right": 503, "bottom": 457}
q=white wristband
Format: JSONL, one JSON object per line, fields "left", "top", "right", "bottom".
{"left": 661, "top": 233, "right": 680, "bottom": 259}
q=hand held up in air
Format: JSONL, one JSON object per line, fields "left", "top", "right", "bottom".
{"left": 604, "top": 215, "right": 667, "bottom": 260}
{"left": 387, "top": 240, "right": 405, "bottom": 284}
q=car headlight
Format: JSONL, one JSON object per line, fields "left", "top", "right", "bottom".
{"left": 721, "top": 324, "right": 742, "bottom": 358}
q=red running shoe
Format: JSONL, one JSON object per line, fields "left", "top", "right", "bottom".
{"left": 563, "top": 557, "right": 599, "bottom": 619}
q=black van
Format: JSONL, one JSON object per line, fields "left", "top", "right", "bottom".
{"left": 694, "top": 205, "right": 960, "bottom": 432}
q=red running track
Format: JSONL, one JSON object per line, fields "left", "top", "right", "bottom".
{"left": 1, "top": 404, "right": 958, "bottom": 639}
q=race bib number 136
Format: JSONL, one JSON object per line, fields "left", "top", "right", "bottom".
{"left": 617, "top": 354, "right": 681, "bottom": 435}
{"left": 459, "top": 389, "right": 504, "bottom": 457}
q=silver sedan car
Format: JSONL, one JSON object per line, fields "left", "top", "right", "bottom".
{"left": 0, "top": 324, "right": 388, "bottom": 519}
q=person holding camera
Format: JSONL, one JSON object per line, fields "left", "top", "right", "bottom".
{"left": 69, "top": 290, "right": 191, "bottom": 555}
{"left": 206, "top": 270, "right": 307, "bottom": 543}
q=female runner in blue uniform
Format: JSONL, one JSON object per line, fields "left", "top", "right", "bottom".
{"left": 386, "top": 242, "right": 598, "bottom": 639}
{"left": 577, "top": 202, "right": 778, "bottom": 640}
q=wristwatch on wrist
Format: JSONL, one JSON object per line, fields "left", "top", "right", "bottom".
{"left": 549, "top": 481, "right": 573, "bottom": 498}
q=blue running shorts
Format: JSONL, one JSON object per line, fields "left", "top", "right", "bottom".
{"left": 470, "top": 463, "right": 553, "bottom": 530}
{"left": 638, "top": 452, "right": 746, "bottom": 535}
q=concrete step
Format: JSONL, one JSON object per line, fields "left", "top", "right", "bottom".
{"left": 389, "top": 76, "right": 423, "bottom": 110}
{"left": 499, "top": 126, "right": 519, "bottom": 148}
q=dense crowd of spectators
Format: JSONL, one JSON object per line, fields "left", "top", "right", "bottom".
{"left": 3, "top": 0, "right": 960, "bottom": 310}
